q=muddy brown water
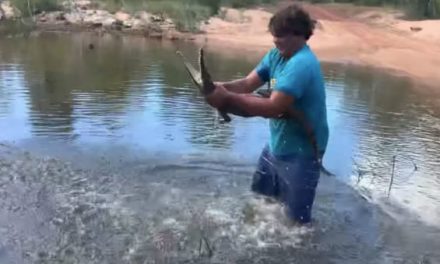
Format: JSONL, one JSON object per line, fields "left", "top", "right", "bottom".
{"left": 0, "top": 32, "right": 439, "bottom": 263}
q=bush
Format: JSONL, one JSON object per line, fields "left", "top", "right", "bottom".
{"left": 10, "top": 0, "right": 61, "bottom": 16}
{"left": 146, "top": 1, "right": 212, "bottom": 32}
{"left": 304, "top": 0, "right": 440, "bottom": 19}
{"left": 222, "top": 0, "right": 279, "bottom": 9}
{"left": 7, "top": 0, "right": 283, "bottom": 31}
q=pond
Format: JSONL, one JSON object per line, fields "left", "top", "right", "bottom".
{"left": 0, "top": 32, "right": 439, "bottom": 263}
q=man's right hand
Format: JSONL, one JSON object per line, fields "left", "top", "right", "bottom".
{"left": 206, "top": 83, "right": 231, "bottom": 109}
{"left": 217, "top": 70, "right": 265, "bottom": 94}
{"left": 213, "top": 81, "right": 225, "bottom": 90}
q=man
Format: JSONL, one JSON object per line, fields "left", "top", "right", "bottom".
{"left": 206, "top": 4, "right": 329, "bottom": 225}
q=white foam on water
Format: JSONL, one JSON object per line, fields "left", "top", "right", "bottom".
{"left": 169, "top": 194, "right": 315, "bottom": 251}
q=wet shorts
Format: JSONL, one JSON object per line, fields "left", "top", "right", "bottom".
{"left": 251, "top": 145, "right": 321, "bottom": 224}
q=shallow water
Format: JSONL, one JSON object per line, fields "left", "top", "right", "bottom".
{"left": 0, "top": 32, "right": 439, "bottom": 263}
{"left": 1, "top": 144, "right": 439, "bottom": 264}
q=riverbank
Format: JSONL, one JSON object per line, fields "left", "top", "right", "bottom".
{"left": 0, "top": 0, "right": 189, "bottom": 40}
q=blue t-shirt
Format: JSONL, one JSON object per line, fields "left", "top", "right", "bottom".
{"left": 255, "top": 45, "right": 329, "bottom": 158}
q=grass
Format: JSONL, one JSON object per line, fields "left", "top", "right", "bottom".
{"left": 6, "top": 0, "right": 280, "bottom": 32}
{"left": 10, "top": 0, "right": 62, "bottom": 17}
{"left": 305, "top": 0, "right": 440, "bottom": 19}
{"left": 99, "top": 0, "right": 280, "bottom": 32}
{"left": 145, "top": 1, "right": 212, "bottom": 32}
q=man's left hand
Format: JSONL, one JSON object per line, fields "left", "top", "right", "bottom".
{"left": 205, "top": 83, "right": 230, "bottom": 109}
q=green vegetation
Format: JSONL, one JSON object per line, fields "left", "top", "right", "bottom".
{"left": 307, "top": 0, "right": 440, "bottom": 19}
{"left": 10, "top": 0, "right": 62, "bottom": 17}
{"left": 7, "top": 0, "right": 279, "bottom": 31}
{"left": 145, "top": 1, "right": 212, "bottom": 32}
{"left": 104, "top": 0, "right": 280, "bottom": 31}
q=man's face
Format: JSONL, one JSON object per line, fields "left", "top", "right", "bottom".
{"left": 272, "top": 33, "right": 300, "bottom": 58}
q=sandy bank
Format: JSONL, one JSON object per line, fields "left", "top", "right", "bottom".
{"left": 195, "top": 4, "right": 440, "bottom": 91}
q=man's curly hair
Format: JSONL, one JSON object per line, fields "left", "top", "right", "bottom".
{"left": 268, "top": 4, "right": 316, "bottom": 40}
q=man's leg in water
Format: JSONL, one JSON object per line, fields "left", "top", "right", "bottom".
{"left": 250, "top": 146, "right": 321, "bottom": 224}
{"left": 250, "top": 145, "right": 280, "bottom": 202}
{"left": 276, "top": 155, "right": 321, "bottom": 224}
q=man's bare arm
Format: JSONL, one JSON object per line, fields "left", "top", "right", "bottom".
{"left": 222, "top": 89, "right": 294, "bottom": 119}
{"left": 219, "top": 70, "right": 265, "bottom": 94}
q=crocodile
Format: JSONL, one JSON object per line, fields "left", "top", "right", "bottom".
{"left": 176, "top": 48, "right": 271, "bottom": 123}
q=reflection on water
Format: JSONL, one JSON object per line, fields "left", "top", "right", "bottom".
{"left": 0, "top": 32, "right": 439, "bottom": 263}
{"left": 0, "top": 33, "right": 265, "bottom": 152}
{"left": 321, "top": 62, "right": 440, "bottom": 225}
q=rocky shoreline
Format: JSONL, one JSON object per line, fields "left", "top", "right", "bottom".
{"left": 0, "top": 0, "right": 196, "bottom": 40}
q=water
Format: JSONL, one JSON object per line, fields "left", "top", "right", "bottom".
{"left": 0, "top": 32, "right": 439, "bottom": 263}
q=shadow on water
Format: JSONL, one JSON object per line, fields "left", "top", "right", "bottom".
{"left": 0, "top": 31, "right": 439, "bottom": 263}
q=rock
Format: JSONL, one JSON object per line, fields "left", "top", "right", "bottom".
{"left": 150, "top": 14, "right": 164, "bottom": 22}
{"left": 115, "top": 11, "right": 130, "bottom": 22}
{"left": 159, "top": 22, "right": 175, "bottom": 32}
{"left": 101, "top": 17, "right": 116, "bottom": 28}
{"left": 134, "top": 11, "right": 150, "bottom": 22}
{"left": 54, "top": 11, "right": 66, "bottom": 20}
{"left": 83, "top": 19, "right": 102, "bottom": 27}
{"left": 148, "top": 31, "right": 163, "bottom": 39}
{"left": 111, "top": 20, "right": 123, "bottom": 30}
{"left": 85, "top": 9, "right": 95, "bottom": 16}
{"left": 114, "top": 11, "right": 133, "bottom": 28}
{"left": 165, "top": 30, "right": 183, "bottom": 41}
{"left": 38, "top": 11, "right": 65, "bottom": 23}
{"left": 76, "top": 0, "right": 92, "bottom": 10}
{"left": 410, "top": 26, "right": 422, "bottom": 32}
{"left": 62, "top": 0, "right": 95, "bottom": 10}
{"left": 82, "top": 9, "right": 114, "bottom": 27}
{"left": 167, "top": 34, "right": 178, "bottom": 41}
{"left": 94, "top": 10, "right": 107, "bottom": 16}
{"left": 1, "top": 1, "right": 20, "bottom": 19}
{"left": 165, "top": 18, "right": 173, "bottom": 24}
{"left": 130, "top": 18, "right": 148, "bottom": 30}
{"left": 64, "top": 12, "right": 83, "bottom": 24}
{"left": 38, "top": 12, "right": 47, "bottom": 22}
